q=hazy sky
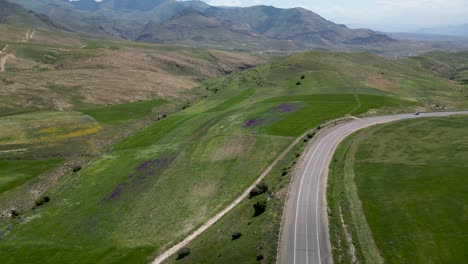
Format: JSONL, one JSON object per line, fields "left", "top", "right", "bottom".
{"left": 202, "top": 0, "right": 468, "bottom": 32}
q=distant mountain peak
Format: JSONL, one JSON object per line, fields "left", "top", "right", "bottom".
{"left": 7, "top": 0, "right": 396, "bottom": 50}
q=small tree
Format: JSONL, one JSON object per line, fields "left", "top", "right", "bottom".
{"left": 249, "top": 183, "right": 269, "bottom": 199}
{"left": 231, "top": 232, "right": 242, "bottom": 240}
{"left": 176, "top": 247, "right": 191, "bottom": 260}
{"left": 296, "top": 81, "right": 302, "bottom": 86}
{"left": 256, "top": 254, "right": 264, "bottom": 261}
{"left": 35, "top": 196, "right": 51, "bottom": 207}
{"left": 253, "top": 200, "right": 267, "bottom": 217}
{"left": 301, "top": 75, "right": 305, "bottom": 79}
{"left": 257, "top": 183, "right": 268, "bottom": 193}
{"left": 10, "top": 210, "right": 19, "bottom": 218}
{"left": 35, "top": 197, "right": 45, "bottom": 207}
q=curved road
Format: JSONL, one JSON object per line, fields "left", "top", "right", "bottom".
{"left": 278, "top": 111, "right": 468, "bottom": 264}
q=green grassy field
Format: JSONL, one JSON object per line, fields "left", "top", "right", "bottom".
{"left": 164, "top": 136, "right": 306, "bottom": 264}
{"left": 0, "top": 159, "right": 63, "bottom": 195}
{"left": 329, "top": 116, "right": 468, "bottom": 263}
{"left": 0, "top": 111, "right": 101, "bottom": 146}
{"left": 1, "top": 49, "right": 464, "bottom": 264}
{"left": 81, "top": 99, "right": 167, "bottom": 124}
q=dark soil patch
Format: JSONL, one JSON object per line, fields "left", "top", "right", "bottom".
{"left": 103, "top": 154, "right": 177, "bottom": 202}
{"left": 245, "top": 116, "right": 279, "bottom": 128}
{"left": 272, "top": 103, "right": 300, "bottom": 113}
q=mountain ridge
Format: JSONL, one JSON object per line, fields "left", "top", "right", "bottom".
{"left": 3, "top": 0, "right": 397, "bottom": 51}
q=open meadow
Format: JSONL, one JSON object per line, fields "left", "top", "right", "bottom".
{"left": 328, "top": 116, "right": 468, "bottom": 263}
{"left": 1, "top": 26, "right": 467, "bottom": 263}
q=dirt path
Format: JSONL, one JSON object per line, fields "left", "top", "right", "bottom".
{"left": 0, "top": 44, "right": 8, "bottom": 55}
{"left": 0, "top": 149, "right": 28, "bottom": 154}
{"left": 0, "top": 53, "right": 16, "bottom": 72}
{"left": 20, "top": 30, "right": 35, "bottom": 43}
{"left": 0, "top": 44, "right": 17, "bottom": 72}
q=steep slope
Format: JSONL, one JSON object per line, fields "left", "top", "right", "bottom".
{"left": 136, "top": 9, "right": 302, "bottom": 51}
{"left": 0, "top": 0, "right": 67, "bottom": 31}
{"left": 10, "top": 0, "right": 395, "bottom": 50}
{"left": 205, "top": 6, "right": 395, "bottom": 47}
{"left": 7, "top": 0, "right": 137, "bottom": 38}
{"left": 414, "top": 51, "right": 468, "bottom": 84}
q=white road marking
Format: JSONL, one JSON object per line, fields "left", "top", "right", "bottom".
{"left": 294, "top": 123, "right": 355, "bottom": 263}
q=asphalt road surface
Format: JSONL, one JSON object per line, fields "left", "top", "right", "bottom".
{"left": 278, "top": 111, "right": 468, "bottom": 264}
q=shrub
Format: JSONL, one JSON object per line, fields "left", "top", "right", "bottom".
{"left": 296, "top": 81, "right": 302, "bottom": 86}
{"left": 231, "top": 232, "right": 242, "bottom": 240}
{"left": 301, "top": 75, "right": 305, "bottom": 79}
{"left": 35, "top": 197, "right": 45, "bottom": 207}
{"left": 72, "top": 166, "right": 82, "bottom": 173}
{"left": 253, "top": 200, "right": 267, "bottom": 217}
{"left": 35, "top": 196, "right": 51, "bottom": 207}
{"left": 249, "top": 183, "right": 269, "bottom": 198}
{"left": 256, "top": 254, "right": 264, "bottom": 261}
{"left": 307, "top": 133, "right": 315, "bottom": 139}
{"left": 182, "top": 102, "right": 191, "bottom": 110}
{"left": 10, "top": 210, "right": 19, "bottom": 218}
{"left": 176, "top": 247, "right": 191, "bottom": 260}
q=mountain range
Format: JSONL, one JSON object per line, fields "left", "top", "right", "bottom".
{"left": 4, "top": 0, "right": 397, "bottom": 51}
{"left": 416, "top": 24, "right": 468, "bottom": 37}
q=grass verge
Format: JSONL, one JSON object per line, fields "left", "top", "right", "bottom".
{"left": 328, "top": 116, "right": 468, "bottom": 263}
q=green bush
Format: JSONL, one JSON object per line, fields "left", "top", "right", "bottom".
{"left": 253, "top": 200, "right": 267, "bottom": 217}
{"left": 231, "top": 232, "right": 242, "bottom": 240}
{"left": 176, "top": 247, "right": 191, "bottom": 260}
{"left": 35, "top": 196, "right": 51, "bottom": 207}
{"left": 249, "top": 183, "right": 269, "bottom": 198}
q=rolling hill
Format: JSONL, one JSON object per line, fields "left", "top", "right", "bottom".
{"left": 0, "top": 0, "right": 67, "bottom": 31}
{"left": 136, "top": 9, "right": 303, "bottom": 51}
{"left": 204, "top": 6, "right": 394, "bottom": 47}
{"left": 7, "top": 0, "right": 396, "bottom": 51}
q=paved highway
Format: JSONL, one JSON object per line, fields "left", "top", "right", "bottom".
{"left": 278, "top": 111, "right": 468, "bottom": 264}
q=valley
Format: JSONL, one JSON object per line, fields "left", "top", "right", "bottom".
{"left": 0, "top": 1, "right": 467, "bottom": 264}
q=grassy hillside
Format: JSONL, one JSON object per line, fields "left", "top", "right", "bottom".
{"left": 0, "top": 26, "right": 265, "bottom": 116}
{"left": 414, "top": 51, "right": 468, "bottom": 85}
{"left": 152, "top": 51, "right": 468, "bottom": 264}
{"left": 0, "top": 0, "right": 67, "bottom": 32}
{"left": 0, "top": 50, "right": 419, "bottom": 263}
{"left": 0, "top": 49, "right": 466, "bottom": 264}
{"left": 329, "top": 116, "right": 468, "bottom": 263}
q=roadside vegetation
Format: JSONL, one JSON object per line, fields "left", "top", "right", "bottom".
{"left": 164, "top": 129, "right": 310, "bottom": 264}
{"left": 328, "top": 116, "right": 468, "bottom": 263}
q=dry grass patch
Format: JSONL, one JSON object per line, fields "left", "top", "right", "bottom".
{"left": 207, "top": 136, "right": 256, "bottom": 162}
{"left": 366, "top": 74, "right": 399, "bottom": 93}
